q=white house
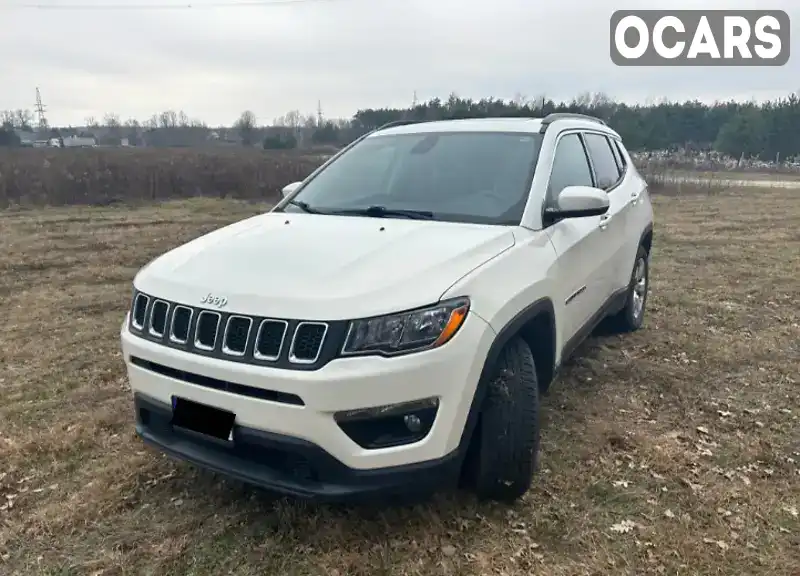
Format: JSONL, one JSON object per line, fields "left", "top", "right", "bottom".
{"left": 62, "top": 134, "right": 97, "bottom": 148}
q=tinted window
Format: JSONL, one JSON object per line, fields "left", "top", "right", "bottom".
{"left": 608, "top": 137, "right": 625, "bottom": 172}
{"left": 583, "top": 133, "right": 621, "bottom": 190}
{"left": 547, "top": 133, "right": 593, "bottom": 201}
{"left": 286, "top": 131, "right": 543, "bottom": 225}
{"left": 614, "top": 139, "right": 628, "bottom": 169}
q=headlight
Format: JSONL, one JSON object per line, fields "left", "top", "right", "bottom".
{"left": 341, "top": 297, "right": 470, "bottom": 356}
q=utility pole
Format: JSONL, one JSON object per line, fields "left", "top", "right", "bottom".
{"left": 412, "top": 90, "right": 418, "bottom": 108}
{"left": 317, "top": 100, "right": 323, "bottom": 126}
{"left": 35, "top": 87, "right": 48, "bottom": 132}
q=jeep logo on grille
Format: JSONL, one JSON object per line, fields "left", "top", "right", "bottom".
{"left": 200, "top": 293, "right": 228, "bottom": 308}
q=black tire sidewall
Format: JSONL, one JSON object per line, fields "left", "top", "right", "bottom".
{"left": 625, "top": 246, "right": 649, "bottom": 329}
{"left": 471, "top": 336, "right": 540, "bottom": 502}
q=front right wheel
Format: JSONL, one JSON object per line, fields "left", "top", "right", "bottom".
{"left": 462, "top": 335, "right": 540, "bottom": 503}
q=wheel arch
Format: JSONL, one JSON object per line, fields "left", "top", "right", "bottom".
{"left": 640, "top": 223, "right": 653, "bottom": 254}
{"left": 456, "top": 297, "right": 556, "bottom": 455}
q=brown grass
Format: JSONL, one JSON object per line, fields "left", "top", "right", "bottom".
{"left": 1, "top": 188, "right": 799, "bottom": 575}
{"left": 0, "top": 148, "right": 323, "bottom": 208}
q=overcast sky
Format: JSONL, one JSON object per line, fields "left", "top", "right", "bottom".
{"left": 1, "top": 0, "right": 797, "bottom": 126}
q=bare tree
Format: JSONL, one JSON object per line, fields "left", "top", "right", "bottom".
{"left": 103, "top": 112, "right": 120, "bottom": 127}
{"left": 14, "top": 109, "right": 34, "bottom": 131}
{"left": 143, "top": 114, "right": 159, "bottom": 130}
{"left": 159, "top": 110, "right": 178, "bottom": 129}
{"left": 303, "top": 114, "right": 317, "bottom": 130}
{"left": 512, "top": 92, "right": 531, "bottom": 108}
{"left": 124, "top": 118, "right": 141, "bottom": 144}
{"left": 590, "top": 92, "right": 613, "bottom": 107}
{"left": 531, "top": 94, "right": 548, "bottom": 112}
{"left": 573, "top": 91, "right": 592, "bottom": 108}
{"left": 235, "top": 110, "right": 257, "bottom": 146}
{"left": 1, "top": 110, "right": 15, "bottom": 128}
{"left": 283, "top": 110, "right": 301, "bottom": 130}
{"left": 100, "top": 113, "right": 121, "bottom": 142}
{"left": 85, "top": 116, "right": 99, "bottom": 128}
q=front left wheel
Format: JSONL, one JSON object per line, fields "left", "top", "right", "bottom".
{"left": 462, "top": 335, "right": 540, "bottom": 503}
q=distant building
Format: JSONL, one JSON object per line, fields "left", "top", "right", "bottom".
{"left": 62, "top": 134, "right": 97, "bottom": 148}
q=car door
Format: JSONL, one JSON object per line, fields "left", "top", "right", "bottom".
{"left": 611, "top": 138, "right": 649, "bottom": 290}
{"left": 581, "top": 131, "right": 631, "bottom": 298}
{"left": 543, "top": 132, "right": 608, "bottom": 343}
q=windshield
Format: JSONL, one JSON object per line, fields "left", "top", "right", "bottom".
{"left": 281, "top": 131, "right": 543, "bottom": 225}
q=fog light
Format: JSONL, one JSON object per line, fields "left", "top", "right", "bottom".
{"left": 334, "top": 397, "right": 439, "bottom": 449}
{"left": 403, "top": 413, "right": 422, "bottom": 433}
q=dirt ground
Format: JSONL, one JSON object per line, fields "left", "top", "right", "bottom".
{"left": 1, "top": 188, "right": 798, "bottom": 575}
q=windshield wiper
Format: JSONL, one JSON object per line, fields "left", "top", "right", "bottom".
{"left": 330, "top": 205, "right": 435, "bottom": 220}
{"left": 286, "top": 199, "right": 323, "bottom": 214}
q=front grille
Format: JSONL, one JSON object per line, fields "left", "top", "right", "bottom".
{"left": 169, "top": 306, "right": 193, "bottom": 343}
{"left": 223, "top": 315, "right": 252, "bottom": 356}
{"left": 254, "top": 319, "right": 288, "bottom": 361}
{"left": 195, "top": 311, "right": 221, "bottom": 350}
{"left": 132, "top": 293, "right": 149, "bottom": 329}
{"left": 290, "top": 322, "right": 328, "bottom": 363}
{"left": 149, "top": 300, "right": 170, "bottom": 337}
{"left": 128, "top": 290, "right": 336, "bottom": 369}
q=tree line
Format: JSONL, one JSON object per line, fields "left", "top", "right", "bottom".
{"left": 344, "top": 92, "right": 800, "bottom": 161}
{"left": 4, "top": 91, "right": 800, "bottom": 161}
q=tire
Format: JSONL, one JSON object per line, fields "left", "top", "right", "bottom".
{"left": 609, "top": 244, "right": 650, "bottom": 333}
{"left": 464, "top": 335, "right": 540, "bottom": 503}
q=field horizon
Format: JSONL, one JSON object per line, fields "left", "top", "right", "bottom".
{"left": 2, "top": 146, "right": 800, "bottom": 211}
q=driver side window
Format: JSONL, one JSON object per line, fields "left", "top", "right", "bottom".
{"left": 546, "top": 133, "right": 594, "bottom": 207}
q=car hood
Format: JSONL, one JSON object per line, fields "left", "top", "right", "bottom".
{"left": 134, "top": 212, "right": 515, "bottom": 320}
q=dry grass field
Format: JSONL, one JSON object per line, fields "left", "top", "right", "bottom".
{"left": 0, "top": 148, "right": 322, "bottom": 208}
{"left": 1, "top": 187, "right": 798, "bottom": 575}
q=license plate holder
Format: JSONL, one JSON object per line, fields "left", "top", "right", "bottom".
{"left": 171, "top": 396, "right": 235, "bottom": 443}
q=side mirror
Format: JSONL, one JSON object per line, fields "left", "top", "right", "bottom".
{"left": 281, "top": 181, "right": 302, "bottom": 198}
{"left": 546, "top": 185, "right": 609, "bottom": 221}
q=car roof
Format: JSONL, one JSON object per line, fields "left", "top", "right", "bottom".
{"left": 369, "top": 116, "right": 621, "bottom": 139}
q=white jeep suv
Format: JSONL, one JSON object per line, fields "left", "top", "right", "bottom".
{"left": 120, "top": 114, "right": 654, "bottom": 503}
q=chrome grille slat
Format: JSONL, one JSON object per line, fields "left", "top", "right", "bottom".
{"left": 169, "top": 305, "right": 193, "bottom": 344}
{"left": 222, "top": 315, "right": 252, "bottom": 357}
{"left": 254, "top": 319, "right": 289, "bottom": 361}
{"left": 194, "top": 310, "right": 221, "bottom": 351}
{"left": 131, "top": 293, "right": 150, "bottom": 330}
{"left": 148, "top": 300, "right": 170, "bottom": 337}
{"left": 289, "top": 321, "right": 328, "bottom": 364}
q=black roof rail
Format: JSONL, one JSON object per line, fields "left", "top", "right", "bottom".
{"left": 539, "top": 113, "right": 608, "bottom": 133}
{"left": 374, "top": 119, "right": 425, "bottom": 132}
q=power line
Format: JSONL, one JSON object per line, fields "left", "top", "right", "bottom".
{"left": 3, "top": 0, "right": 340, "bottom": 10}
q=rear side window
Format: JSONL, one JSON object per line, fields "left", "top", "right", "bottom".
{"left": 614, "top": 140, "right": 628, "bottom": 169}
{"left": 609, "top": 138, "right": 625, "bottom": 172}
{"left": 547, "top": 133, "right": 593, "bottom": 202}
{"left": 583, "top": 133, "right": 622, "bottom": 190}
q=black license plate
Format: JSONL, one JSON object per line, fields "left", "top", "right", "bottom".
{"left": 171, "top": 396, "right": 235, "bottom": 442}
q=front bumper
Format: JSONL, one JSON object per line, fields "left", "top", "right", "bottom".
{"left": 121, "top": 310, "right": 495, "bottom": 494}
{"left": 134, "top": 393, "right": 462, "bottom": 501}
